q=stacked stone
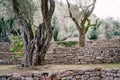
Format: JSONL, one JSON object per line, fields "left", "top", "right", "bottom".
{"left": 0, "top": 68, "right": 120, "bottom": 80}
{"left": 101, "top": 68, "right": 120, "bottom": 80}
{"left": 0, "top": 52, "right": 16, "bottom": 60}
{"left": 0, "top": 52, "right": 17, "bottom": 65}
{"left": 0, "top": 42, "right": 11, "bottom": 52}
{"left": 0, "top": 42, "right": 17, "bottom": 65}
{"left": 57, "top": 68, "right": 120, "bottom": 80}
{"left": 0, "top": 72, "right": 53, "bottom": 80}
{"left": 86, "top": 37, "right": 120, "bottom": 47}
{"left": 45, "top": 46, "right": 120, "bottom": 64}
{"left": 45, "top": 37, "right": 120, "bottom": 64}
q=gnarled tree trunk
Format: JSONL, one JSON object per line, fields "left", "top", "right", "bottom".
{"left": 79, "top": 28, "right": 85, "bottom": 47}
{"left": 66, "top": 0, "right": 96, "bottom": 47}
{"left": 11, "top": 0, "right": 55, "bottom": 67}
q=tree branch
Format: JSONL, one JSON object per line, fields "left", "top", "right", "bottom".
{"left": 66, "top": 0, "right": 81, "bottom": 32}
{"left": 41, "top": 0, "right": 55, "bottom": 22}
{"left": 48, "top": 0, "right": 55, "bottom": 20}
{"left": 41, "top": 0, "right": 48, "bottom": 20}
{"left": 88, "top": 0, "right": 96, "bottom": 15}
{"left": 0, "top": 0, "right": 3, "bottom": 4}
{"left": 11, "top": 0, "right": 34, "bottom": 41}
{"left": 84, "top": 18, "right": 99, "bottom": 33}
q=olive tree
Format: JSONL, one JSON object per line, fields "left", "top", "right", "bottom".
{"left": 11, "top": 0, "right": 55, "bottom": 67}
{"left": 66, "top": 0, "right": 96, "bottom": 47}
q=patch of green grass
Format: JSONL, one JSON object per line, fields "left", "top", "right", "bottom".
{"left": 56, "top": 41, "right": 78, "bottom": 47}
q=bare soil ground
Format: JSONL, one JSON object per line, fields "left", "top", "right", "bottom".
{"left": 0, "top": 63, "right": 120, "bottom": 74}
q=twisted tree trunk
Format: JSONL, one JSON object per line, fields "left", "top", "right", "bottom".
{"left": 11, "top": 0, "right": 55, "bottom": 67}
{"left": 66, "top": 0, "right": 96, "bottom": 47}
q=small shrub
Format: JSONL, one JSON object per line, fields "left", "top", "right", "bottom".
{"left": 105, "top": 31, "right": 113, "bottom": 39}
{"left": 10, "top": 36, "right": 24, "bottom": 58}
{"left": 52, "top": 16, "right": 60, "bottom": 41}
{"left": 11, "top": 56, "right": 18, "bottom": 61}
{"left": 114, "top": 30, "right": 120, "bottom": 36}
{"left": 88, "top": 26, "right": 99, "bottom": 40}
{"left": 72, "top": 33, "right": 79, "bottom": 37}
{"left": 10, "top": 36, "right": 23, "bottom": 52}
{"left": 0, "top": 18, "right": 14, "bottom": 42}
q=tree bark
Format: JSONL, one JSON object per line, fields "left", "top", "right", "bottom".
{"left": 79, "top": 28, "right": 85, "bottom": 47}
{"left": 11, "top": 0, "right": 55, "bottom": 67}
{"left": 66, "top": 0, "right": 96, "bottom": 47}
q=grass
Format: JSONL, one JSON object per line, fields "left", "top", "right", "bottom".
{"left": 0, "top": 63, "right": 120, "bottom": 74}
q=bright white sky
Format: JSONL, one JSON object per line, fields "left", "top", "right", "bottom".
{"left": 93, "top": 0, "right": 120, "bottom": 18}
{"left": 59, "top": 0, "right": 120, "bottom": 19}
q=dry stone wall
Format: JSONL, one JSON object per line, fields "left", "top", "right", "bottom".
{"left": 0, "top": 42, "right": 11, "bottom": 52}
{"left": 0, "top": 52, "right": 15, "bottom": 60}
{"left": 0, "top": 68, "right": 120, "bottom": 80}
{"left": 45, "top": 47, "right": 120, "bottom": 64}
{"left": 57, "top": 68, "right": 120, "bottom": 80}
{"left": 0, "top": 37, "right": 120, "bottom": 65}
{"left": 45, "top": 38, "right": 120, "bottom": 64}
{"left": 0, "top": 43, "right": 16, "bottom": 65}
{"left": 0, "top": 52, "right": 17, "bottom": 65}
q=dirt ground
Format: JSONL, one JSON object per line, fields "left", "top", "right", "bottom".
{"left": 0, "top": 63, "right": 120, "bottom": 74}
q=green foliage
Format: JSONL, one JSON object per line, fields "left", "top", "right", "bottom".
{"left": 56, "top": 41, "right": 78, "bottom": 47}
{"left": 0, "top": 18, "right": 14, "bottom": 42}
{"left": 103, "top": 18, "right": 120, "bottom": 38}
{"left": 15, "top": 0, "right": 37, "bottom": 24}
{"left": 114, "top": 30, "right": 120, "bottom": 36}
{"left": 88, "top": 26, "right": 98, "bottom": 40}
{"left": 0, "top": 0, "right": 14, "bottom": 19}
{"left": 86, "top": 18, "right": 102, "bottom": 40}
{"left": 112, "top": 19, "right": 120, "bottom": 36}
{"left": 85, "top": 18, "right": 101, "bottom": 34}
{"left": 73, "top": 33, "right": 79, "bottom": 37}
{"left": 11, "top": 56, "right": 18, "bottom": 61}
{"left": 105, "top": 30, "right": 113, "bottom": 39}
{"left": 52, "top": 16, "right": 59, "bottom": 41}
{"left": 11, "top": 52, "right": 24, "bottom": 61}
{"left": 10, "top": 36, "right": 24, "bottom": 59}
{"left": 10, "top": 36, "right": 23, "bottom": 52}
